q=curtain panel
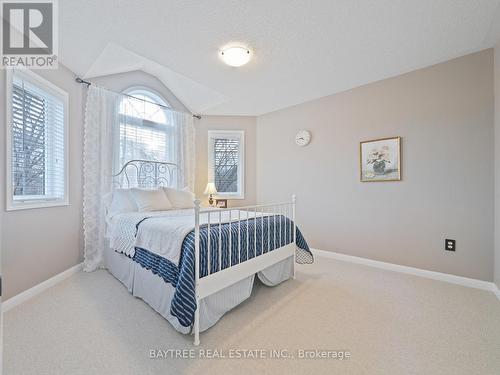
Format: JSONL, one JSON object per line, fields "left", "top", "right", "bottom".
{"left": 82, "top": 85, "right": 196, "bottom": 271}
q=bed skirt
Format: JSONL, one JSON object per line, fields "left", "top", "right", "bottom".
{"left": 104, "top": 246, "right": 293, "bottom": 334}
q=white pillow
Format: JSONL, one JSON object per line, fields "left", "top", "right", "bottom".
{"left": 163, "top": 187, "right": 195, "bottom": 209}
{"left": 107, "top": 189, "right": 138, "bottom": 217}
{"left": 131, "top": 188, "right": 173, "bottom": 212}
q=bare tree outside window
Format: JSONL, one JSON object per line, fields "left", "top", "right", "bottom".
{"left": 12, "top": 83, "right": 46, "bottom": 196}
{"left": 8, "top": 70, "right": 68, "bottom": 210}
{"left": 214, "top": 138, "right": 239, "bottom": 193}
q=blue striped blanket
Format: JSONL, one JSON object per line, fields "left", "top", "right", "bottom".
{"left": 131, "top": 215, "right": 312, "bottom": 328}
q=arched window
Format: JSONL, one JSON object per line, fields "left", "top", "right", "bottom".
{"left": 120, "top": 88, "right": 170, "bottom": 122}
{"left": 118, "top": 88, "right": 175, "bottom": 169}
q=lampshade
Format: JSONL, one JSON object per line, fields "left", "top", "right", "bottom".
{"left": 204, "top": 182, "right": 218, "bottom": 195}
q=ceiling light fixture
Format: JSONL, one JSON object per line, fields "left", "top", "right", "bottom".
{"left": 220, "top": 46, "right": 251, "bottom": 67}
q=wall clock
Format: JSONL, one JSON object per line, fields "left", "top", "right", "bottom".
{"left": 295, "top": 130, "right": 311, "bottom": 146}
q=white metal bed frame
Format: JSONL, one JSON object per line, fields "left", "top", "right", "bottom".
{"left": 114, "top": 160, "right": 297, "bottom": 345}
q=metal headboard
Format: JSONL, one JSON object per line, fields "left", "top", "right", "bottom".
{"left": 113, "top": 159, "right": 177, "bottom": 188}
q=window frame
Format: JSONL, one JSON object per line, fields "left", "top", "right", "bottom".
{"left": 123, "top": 86, "right": 171, "bottom": 109}
{"left": 5, "top": 68, "right": 69, "bottom": 211}
{"left": 208, "top": 130, "right": 245, "bottom": 200}
{"left": 116, "top": 87, "right": 174, "bottom": 172}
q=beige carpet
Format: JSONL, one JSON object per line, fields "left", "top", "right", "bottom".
{"left": 3, "top": 257, "right": 500, "bottom": 375}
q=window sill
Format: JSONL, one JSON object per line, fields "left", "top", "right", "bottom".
{"left": 214, "top": 194, "right": 245, "bottom": 200}
{"left": 6, "top": 200, "right": 70, "bottom": 211}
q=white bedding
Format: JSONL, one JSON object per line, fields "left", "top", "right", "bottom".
{"left": 105, "top": 207, "right": 295, "bottom": 334}
{"left": 108, "top": 208, "right": 265, "bottom": 264}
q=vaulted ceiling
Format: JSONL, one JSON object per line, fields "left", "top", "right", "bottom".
{"left": 60, "top": 0, "right": 500, "bottom": 115}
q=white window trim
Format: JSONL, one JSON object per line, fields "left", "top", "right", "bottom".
{"left": 208, "top": 130, "right": 245, "bottom": 200}
{"left": 5, "top": 68, "right": 69, "bottom": 211}
{"left": 123, "top": 86, "right": 171, "bottom": 108}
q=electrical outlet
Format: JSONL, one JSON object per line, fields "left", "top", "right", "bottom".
{"left": 445, "top": 239, "right": 456, "bottom": 252}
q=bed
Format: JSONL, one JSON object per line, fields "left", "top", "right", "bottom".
{"left": 105, "top": 160, "right": 313, "bottom": 345}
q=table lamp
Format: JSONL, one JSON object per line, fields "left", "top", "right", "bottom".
{"left": 204, "top": 182, "right": 218, "bottom": 206}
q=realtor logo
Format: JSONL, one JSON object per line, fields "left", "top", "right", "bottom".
{"left": 1, "top": 0, "right": 58, "bottom": 68}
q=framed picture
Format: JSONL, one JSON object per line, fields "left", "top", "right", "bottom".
{"left": 360, "top": 137, "right": 401, "bottom": 182}
{"left": 215, "top": 199, "right": 228, "bottom": 208}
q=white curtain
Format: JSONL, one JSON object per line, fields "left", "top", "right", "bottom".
{"left": 83, "top": 86, "right": 120, "bottom": 271}
{"left": 171, "top": 111, "right": 195, "bottom": 191}
{"left": 83, "top": 85, "right": 196, "bottom": 272}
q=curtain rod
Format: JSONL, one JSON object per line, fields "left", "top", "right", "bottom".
{"left": 75, "top": 77, "right": 202, "bottom": 120}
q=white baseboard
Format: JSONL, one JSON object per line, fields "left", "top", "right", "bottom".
{"left": 2, "top": 263, "right": 83, "bottom": 313}
{"left": 311, "top": 249, "right": 500, "bottom": 301}
{"left": 2, "top": 254, "right": 498, "bottom": 311}
{"left": 492, "top": 284, "right": 500, "bottom": 301}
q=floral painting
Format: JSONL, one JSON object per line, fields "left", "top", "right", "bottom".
{"left": 360, "top": 137, "right": 401, "bottom": 182}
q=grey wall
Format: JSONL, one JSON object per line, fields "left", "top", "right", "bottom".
{"left": 195, "top": 116, "right": 257, "bottom": 207}
{"left": 0, "top": 64, "right": 84, "bottom": 299}
{"left": 257, "top": 50, "right": 495, "bottom": 281}
{"left": 495, "top": 42, "right": 500, "bottom": 289}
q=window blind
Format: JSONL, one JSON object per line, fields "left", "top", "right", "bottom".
{"left": 11, "top": 73, "right": 66, "bottom": 203}
{"left": 117, "top": 91, "right": 175, "bottom": 187}
{"left": 118, "top": 117, "right": 172, "bottom": 165}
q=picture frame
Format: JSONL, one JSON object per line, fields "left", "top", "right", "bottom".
{"left": 360, "top": 136, "right": 401, "bottom": 182}
{"left": 215, "top": 199, "right": 228, "bottom": 208}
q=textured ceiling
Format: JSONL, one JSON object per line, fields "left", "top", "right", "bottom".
{"left": 60, "top": 0, "right": 500, "bottom": 115}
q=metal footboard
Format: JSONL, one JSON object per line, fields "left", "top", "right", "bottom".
{"left": 192, "top": 195, "right": 297, "bottom": 345}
